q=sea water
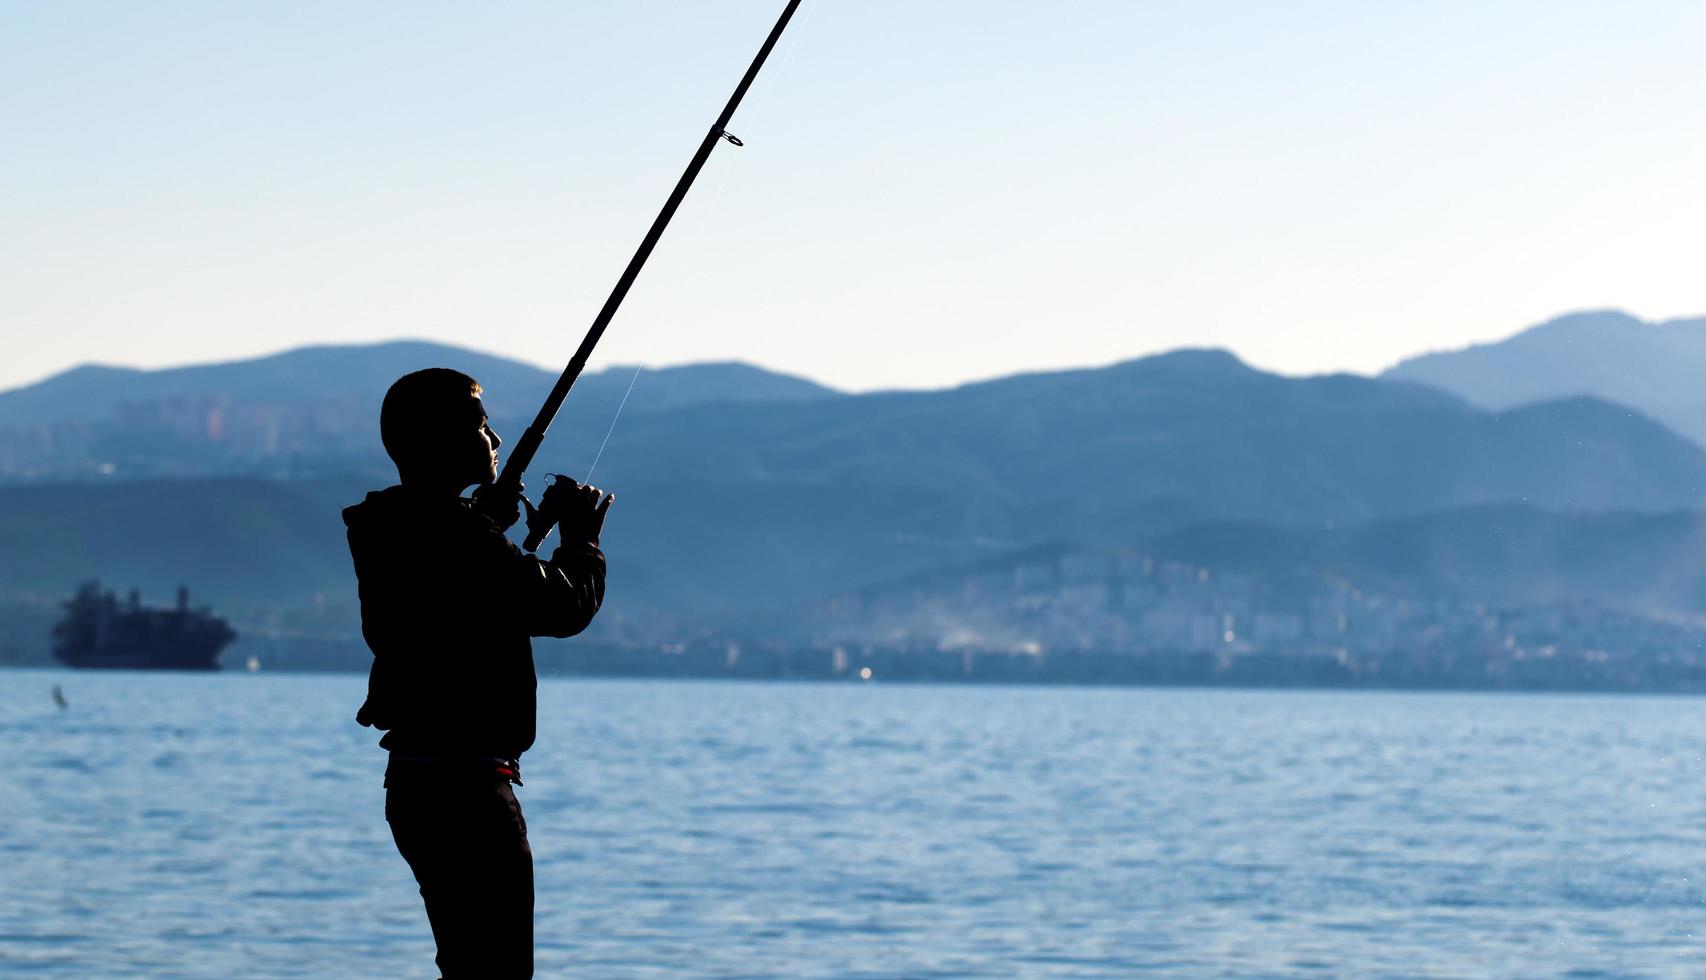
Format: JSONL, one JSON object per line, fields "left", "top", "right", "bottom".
{"left": 2, "top": 669, "right": 1705, "bottom": 978}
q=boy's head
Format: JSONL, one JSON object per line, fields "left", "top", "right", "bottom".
{"left": 380, "top": 368, "right": 501, "bottom": 488}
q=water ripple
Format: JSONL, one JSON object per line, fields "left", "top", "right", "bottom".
{"left": 4, "top": 671, "right": 1706, "bottom": 976}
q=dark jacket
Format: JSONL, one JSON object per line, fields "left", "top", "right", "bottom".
{"left": 343, "top": 484, "right": 605, "bottom": 760}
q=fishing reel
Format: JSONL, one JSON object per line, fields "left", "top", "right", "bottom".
{"left": 521, "top": 474, "right": 577, "bottom": 553}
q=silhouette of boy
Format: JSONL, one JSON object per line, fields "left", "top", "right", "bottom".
{"left": 343, "top": 367, "right": 610, "bottom": 979}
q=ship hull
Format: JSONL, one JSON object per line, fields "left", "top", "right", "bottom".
{"left": 52, "top": 582, "right": 238, "bottom": 671}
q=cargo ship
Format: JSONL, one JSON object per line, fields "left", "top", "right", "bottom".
{"left": 52, "top": 581, "right": 237, "bottom": 670}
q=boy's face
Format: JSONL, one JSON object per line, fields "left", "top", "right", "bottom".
{"left": 463, "top": 396, "right": 501, "bottom": 487}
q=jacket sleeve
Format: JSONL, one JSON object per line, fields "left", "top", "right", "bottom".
{"left": 462, "top": 506, "right": 606, "bottom": 639}
{"left": 525, "top": 540, "right": 606, "bottom": 638}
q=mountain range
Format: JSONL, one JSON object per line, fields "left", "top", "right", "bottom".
{"left": 5, "top": 310, "right": 1706, "bottom": 675}
{"left": 2, "top": 332, "right": 1705, "bottom": 620}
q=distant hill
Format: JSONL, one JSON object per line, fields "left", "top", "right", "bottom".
{"left": 0, "top": 341, "right": 840, "bottom": 425}
{"left": 1147, "top": 504, "right": 1706, "bottom": 612}
{"left": 0, "top": 343, "right": 548, "bottom": 427}
{"left": 788, "top": 500, "right": 1706, "bottom": 617}
{"left": 3, "top": 348, "right": 1705, "bottom": 624}
{"left": 0, "top": 341, "right": 841, "bottom": 480}
{"left": 1383, "top": 309, "right": 1706, "bottom": 445}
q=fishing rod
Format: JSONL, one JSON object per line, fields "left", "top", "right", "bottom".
{"left": 482, "top": 0, "right": 805, "bottom": 551}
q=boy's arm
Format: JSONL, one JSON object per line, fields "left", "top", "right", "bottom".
{"left": 524, "top": 539, "right": 606, "bottom": 639}
{"left": 468, "top": 508, "right": 606, "bottom": 639}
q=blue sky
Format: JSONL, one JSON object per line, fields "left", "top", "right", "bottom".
{"left": 3, "top": 1, "right": 1703, "bottom": 392}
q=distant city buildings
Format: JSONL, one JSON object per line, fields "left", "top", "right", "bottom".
{"left": 726, "top": 547, "right": 1706, "bottom": 689}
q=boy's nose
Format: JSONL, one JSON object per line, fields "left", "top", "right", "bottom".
{"left": 489, "top": 427, "right": 502, "bottom": 450}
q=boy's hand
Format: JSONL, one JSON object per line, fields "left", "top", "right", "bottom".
{"left": 472, "top": 482, "right": 525, "bottom": 532}
{"left": 558, "top": 481, "right": 615, "bottom": 546}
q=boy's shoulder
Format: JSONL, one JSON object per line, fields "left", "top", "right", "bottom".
{"left": 343, "top": 485, "right": 501, "bottom": 538}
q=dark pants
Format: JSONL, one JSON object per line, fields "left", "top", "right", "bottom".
{"left": 385, "top": 762, "right": 534, "bottom": 979}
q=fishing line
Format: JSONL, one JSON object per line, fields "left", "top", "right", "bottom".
{"left": 583, "top": 148, "right": 742, "bottom": 482}
{"left": 582, "top": 0, "right": 824, "bottom": 483}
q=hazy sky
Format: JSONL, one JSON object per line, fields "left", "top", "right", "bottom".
{"left": 4, "top": 1, "right": 1704, "bottom": 393}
